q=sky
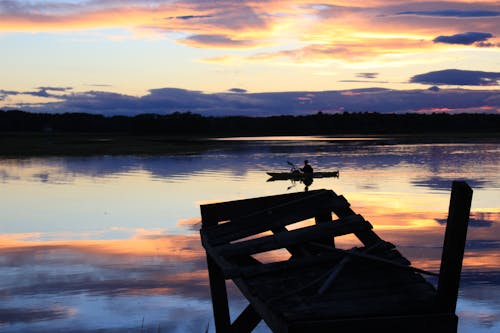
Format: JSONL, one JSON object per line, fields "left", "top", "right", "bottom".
{"left": 0, "top": 0, "right": 499, "bottom": 116}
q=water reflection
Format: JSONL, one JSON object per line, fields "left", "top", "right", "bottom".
{"left": 0, "top": 138, "right": 498, "bottom": 332}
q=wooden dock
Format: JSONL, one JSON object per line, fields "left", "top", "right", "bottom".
{"left": 200, "top": 181, "right": 473, "bottom": 333}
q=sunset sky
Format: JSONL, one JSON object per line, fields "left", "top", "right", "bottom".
{"left": 0, "top": 0, "right": 499, "bottom": 115}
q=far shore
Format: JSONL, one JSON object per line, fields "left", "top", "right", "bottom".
{"left": 1, "top": 132, "right": 499, "bottom": 157}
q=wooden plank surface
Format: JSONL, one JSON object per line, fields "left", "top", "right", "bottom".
{"left": 215, "top": 215, "right": 369, "bottom": 258}
{"left": 200, "top": 189, "right": 330, "bottom": 226}
{"left": 202, "top": 192, "right": 341, "bottom": 245}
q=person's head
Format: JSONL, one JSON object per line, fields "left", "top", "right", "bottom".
{"left": 304, "top": 160, "right": 309, "bottom": 165}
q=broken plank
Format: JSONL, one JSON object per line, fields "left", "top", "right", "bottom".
{"left": 203, "top": 199, "right": 340, "bottom": 246}
{"left": 216, "top": 215, "right": 369, "bottom": 258}
{"left": 201, "top": 189, "right": 330, "bottom": 227}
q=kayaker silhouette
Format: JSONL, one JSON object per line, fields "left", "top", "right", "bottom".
{"left": 300, "top": 160, "right": 313, "bottom": 176}
{"left": 301, "top": 160, "right": 313, "bottom": 191}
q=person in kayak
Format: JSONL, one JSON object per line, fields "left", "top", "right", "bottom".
{"left": 301, "top": 160, "right": 313, "bottom": 191}
{"left": 300, "top": 160, "right": 313, "bottom": 176}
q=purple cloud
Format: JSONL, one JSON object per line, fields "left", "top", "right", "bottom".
{"left": 165, "top": 15, "right": 212, "bottom": 20}
{"left": 356, "top": 73, "right": 379, "bottom": 79}
{"left": 181, "top": 34, "right": 254, "bottom": 47}
{"left": 0, "top": 89, "right": 19, "bottom": 100}
{"left": 228, "top": 88, "right": 247, "bottom": 93}
{"left": 410, "top": 69, "right": 500, "bottom": 86}
{"left": 4, "top": 85, "right": 496, "bottom": 116}
{"left": 397, "top": 10, "right": 500, "bottom": 18}
{"left": 433, "top": 32, "right": 494, "bottom": 45}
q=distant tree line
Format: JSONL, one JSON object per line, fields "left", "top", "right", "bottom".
{"left": 1, "top": 110, "right": 499, "bottom": 135}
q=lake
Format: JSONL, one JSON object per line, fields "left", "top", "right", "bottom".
{"left": 0, "top": 136, "right": 499, "bottom": 332}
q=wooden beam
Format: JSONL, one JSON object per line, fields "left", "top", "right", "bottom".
{"left": 315, "top": 211, "right": 335, "bottom": 248}
{"left": 310, "top": 242, "right": 439, "bottom": 276}
{"left": 437, "top": 181, "right": 473, "bottom": 313}
{"left": 215, "top": 215, "right": 369, "bottom": 258}
{"left": 203, "top": 197, "right": 339, "bottom": 245}
{"left": 228, "top": 252, "right": 345, "bottom": 279}
{"left": 206, "top": 253, "right": 231, "bottom": 333}
{"left": 200, "top": 190, "right": 329, "bottom": 227}
{"left": 230, "top": 304, "right": 262, "bottom": 333}
{"left": 201, "top": 233, "right": 242, "bottom": 278}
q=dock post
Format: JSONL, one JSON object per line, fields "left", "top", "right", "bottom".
{"left": 437, "top": 181, "right": 473, "bottom": 313}
{"left": 315, "top": 212, "right": 335, "bottom": 248}
{"left": 206, "top": 253, "right": 232, "bottom": 333}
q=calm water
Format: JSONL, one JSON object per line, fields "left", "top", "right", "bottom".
{"left": 0, "top": 136, "right": 499, "bottom": 332}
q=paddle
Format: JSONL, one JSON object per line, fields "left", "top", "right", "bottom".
{"left": 287, "top": 160, "right": 298, "bottom": 172}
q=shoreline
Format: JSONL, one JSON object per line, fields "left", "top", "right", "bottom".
{"left": 1, "top": 132, "right": 499, "bottom": 157}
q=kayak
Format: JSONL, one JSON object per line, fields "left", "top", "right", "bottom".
{"left": 266, "top": 170, "right": 339, "bottom": 181}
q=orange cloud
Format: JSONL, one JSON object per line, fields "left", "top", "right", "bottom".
{"left": 415, "top": 106, "right": 500, "bottom": 114}
{"left": 0, "top": 1, "right": 499, "bottom": 67}
{"left": 0, "top": 232, "right": 204, "bottom": 259}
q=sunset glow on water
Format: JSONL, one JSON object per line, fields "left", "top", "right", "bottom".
{"left": 0, "top": 137, "right": 499, "bottom": 332}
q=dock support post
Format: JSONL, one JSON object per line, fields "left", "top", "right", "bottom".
{"left": 315, "top": 212, "right": 335, "bottom": 248}
{"left": 437, "top": 181, "right": 473, "bottom": 313}
{"left": 206, "top": 253, "right": 231, "bottom": 333}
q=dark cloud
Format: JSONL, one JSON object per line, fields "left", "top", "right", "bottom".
{"left": 428, "top": 86, "right": 440, "bottom": 92}
{"left": 36, "top": 86, "right": 72, "bottom": 92}
{"left": 397, "top": 10, "right": 500, "bottom": 18}
{"left": 228, "top": 88, "right": 247, "bottom": 93}
{"left": 6, "top": 85, "right": 499, "bottom": 116}
{"left": 0, "top": 89, "right": 20, "bottom": 101}
{"left": 356, "top": 72, "right": 379, "bottom": 79}
{"left": 181, "top": 34, "right": 254, "bottom": 47}
{"left": 433, "top": 32, "right": 494, "bottom": 45}
{"left": 0, "top": 89, "right": 19, "bottom": 96}
{"left": 166, "top": 15, "right": 212, "bottom": 20}
{"left": 410, "top": 69, "right": 500, "bottom": 86}
{"left": 26, "top": 89, "right": 53, "bottom": 98}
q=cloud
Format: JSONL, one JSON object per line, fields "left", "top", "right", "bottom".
{"left": 165, "top": 14, "right": 213, "bottom": 20}
{"left": 228, "top": 88, "right": 247, "bottom": 93}
{"left": 179, "top": 34, "right": 255, "bottom": 48}
{"left": 338, "top": 72, "right": 389, "bottom": 83}
{"left": 396, "top": 10, "right": 500, "bottom": 18}
{"left": 37, "top": 86, "right": 72, "bottom": 91}
{"left": 357, "top": 72, "right": 379, "bottom": 79}
{"left": 410, "top": 69, "right": 500, "bottom": 86}
{"left": 0, "top": 0, "right": 499, "bottom": 68}
{"left": 433, "top": 32, "right": 494, "bottom": 45}
{"left": 5, "top": 85, "right": 498, "bottom": 116}
{"left": 0, "top": 89, "right": 19, "bottom": 95}
{"left": 0, "top": 89, "right": 20, "bottom": 101}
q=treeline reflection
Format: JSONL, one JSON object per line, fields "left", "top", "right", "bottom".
{"left": 1, "top": 141, "right": 498, "bottom": 191}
